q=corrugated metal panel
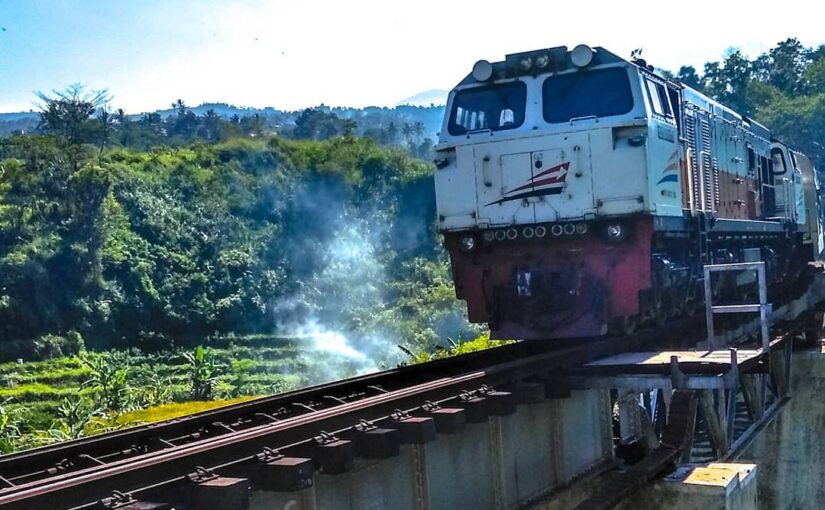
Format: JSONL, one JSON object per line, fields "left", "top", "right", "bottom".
{"left": 700, "top": 119, "right": 714, "bottom": 212}
{"left": 684, "top": 109, "right": 700, "bottom": 211}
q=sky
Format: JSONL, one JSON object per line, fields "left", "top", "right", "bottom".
{"left": 0, "top": 0, "right": 822, "bottom": 114}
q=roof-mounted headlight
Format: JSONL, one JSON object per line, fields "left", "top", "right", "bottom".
{"left": 472, "top": 60, "right": 493, "bottom": 82}
{"left": 519, "top": 56, "right": 533, "bottom": 72}
{"left": 534, "top": 54, "right": 550, "bottom": 69}
{"left": 570, "top": 44, "right": 594, "bottom": 68}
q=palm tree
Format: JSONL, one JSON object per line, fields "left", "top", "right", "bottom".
{"left": 401, "top": 123, "right": 413, "bottom": 147}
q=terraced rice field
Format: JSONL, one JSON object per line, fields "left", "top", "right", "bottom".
{"left": 0, "top": 334, "right": 397, "bottom": 440}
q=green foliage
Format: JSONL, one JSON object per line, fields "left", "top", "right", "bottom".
{"left": 291, "top": 108, "right": 356, "bottom": 140}
{"left": 0, "top": 399, "right": 22, "bottom": 453}
{"left": 679, "top": 39, "right": 825, "bottom": 169}
{"left": 0, "top": 127, "right": 441, "bottom": 348}
{"left": 81, "top": 352, "right": 132, "bottom": 412}
{"left": 54, "top": 395, "right": 102, "bottom": 439}
{"left": 183, "top": 346, "right": 221, "bottom": 400}
{"left": 401, "top": 332, "right": 514, "bottom": 364}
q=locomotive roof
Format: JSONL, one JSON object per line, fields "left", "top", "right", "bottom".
{"left": 456, "top": 44, "right": 774, "bottom": 144}
{"left": 456, "top": 45, "right": 627, "bottom": 86}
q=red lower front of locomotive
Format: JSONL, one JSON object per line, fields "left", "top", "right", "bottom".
{"left": 444, "top": 217, "right": 654, "bottom": 340}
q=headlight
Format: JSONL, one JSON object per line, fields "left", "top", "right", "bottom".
{"left": 472, "top": 60, "right": 493, "bottom": 82}
{"left": 570, "top": 44, "right": 594, "bottom": 68}
{"left": 605, "top": 223, "right": 628, "bottom": 242}
{"left": 459, "top": 235, "right": 477, "bottom": 252}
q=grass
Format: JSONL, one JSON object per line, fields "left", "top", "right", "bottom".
{"left": 116, "top": 397, "right": 258, "bottom": 425}
{"left": 0, "top": 333, "right": 352, "bottom": 444}
{"left": 0, "top": 331, "right": 499, "bottom": 452}
{"left": 406, "top": 332, "right": 514, "bottom": 363}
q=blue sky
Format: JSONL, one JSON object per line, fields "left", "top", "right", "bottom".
{"left": 1, "top": 0, "right": 822, "bottom": 113}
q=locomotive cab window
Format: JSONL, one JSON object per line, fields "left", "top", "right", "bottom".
{"left": 789, "top": 150, "right": 800, "bottom": 171}
{"left": 644, "top": 78, "right": 673, "bottom": 118}
{"left": 542, "top": 67, "right": 634, "bottom": 123}
{"left": 771, "top": 147, "right": 788, "bottom": 175}
{"left": 448, "top": 82, "right": 527, "bottom": 135}
{"left": 747, "top": 145, "right": 756, "bottom": 175}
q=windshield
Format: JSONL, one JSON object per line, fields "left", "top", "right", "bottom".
{"left": 448, "top": 82, "right": 526, "bottom": 135}
{"left": 542, "top": 67, "right": 633, "bottom": 123}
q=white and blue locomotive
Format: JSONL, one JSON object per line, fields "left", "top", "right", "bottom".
{"left": 434, "top": 45, "right": 822, "bottom": 339}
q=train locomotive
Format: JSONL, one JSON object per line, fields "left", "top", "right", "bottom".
{"left": 434, "top": 44, "right": 823, "bottom": 340}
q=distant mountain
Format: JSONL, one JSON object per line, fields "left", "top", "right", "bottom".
{"left": 396, "top": 89, "right": 448, "bottom": 107}
{"left": 0, "top": 103, "right": 448, "bottom": 141}
{"left": 0, "top": 112, "right": 38, "bottom": 135}
{"left": 0, "top": 111, "right": 38, "bottom": 122}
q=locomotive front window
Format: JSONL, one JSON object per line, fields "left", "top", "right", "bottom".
{"left": 542, "top": 67, "right": 634, "bottom": 123}
{"left": 448, "top": 82, "right": 527, "bottom": 135}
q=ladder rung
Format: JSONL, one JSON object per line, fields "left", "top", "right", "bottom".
{"left": 712, "top": 304, "right": 764, "bottom": 314}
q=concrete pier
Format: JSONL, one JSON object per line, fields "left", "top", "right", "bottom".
{"left": 616, "top": 463, "right": 757, "bottom": 510}
{"left": 740, "top": 348, "right": 825, "bottom": 508}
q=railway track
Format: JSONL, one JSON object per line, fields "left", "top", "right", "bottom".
{"left": 0, "top": 318, "right": 703, "bottom": 510}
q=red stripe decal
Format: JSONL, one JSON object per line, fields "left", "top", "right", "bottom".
{"left": 532, "top": 161, "right": 570, "bottom": 179}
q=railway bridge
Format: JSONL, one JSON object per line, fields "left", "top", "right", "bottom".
{"left": 2, "top": 265, "right": 825, "bottom": 510}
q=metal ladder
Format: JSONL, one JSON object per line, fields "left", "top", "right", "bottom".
{"left": 703, "top": 261, "right": 771, "bottom": 351}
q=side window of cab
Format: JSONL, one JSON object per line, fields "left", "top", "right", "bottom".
{"left": 771, "top": 147, "right": 788, "bottom": 175}
{"left": 644, "top": 77, "right": 674, "bottom": 122}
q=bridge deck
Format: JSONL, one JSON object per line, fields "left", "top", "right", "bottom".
{"left": 581, "top": 347, "right": 769, "bottom": 375}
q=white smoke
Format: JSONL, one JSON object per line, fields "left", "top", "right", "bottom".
{"left": 271, "top": 221, "right": 404, "bottom": 383}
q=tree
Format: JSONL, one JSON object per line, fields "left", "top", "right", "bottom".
{"left": 677, "top": 66, "right": 702, "bottom": 90}
{"left": 292, "top": 108, "right": 352, "bottom": 140}
{"left": 35, "top": 84, "right": 110, "bottom": 171}
{"left": 753, "top": 38, "right": 810, "bottom": 94}
{"left": 201, "top": 109, "right": 220, "bottom": 141}
{"left": 386, "top": 121, "right": 399, "bottom": 144}
{"left": 702, "top": 50, "right": 754, "bottom": 114}
{"left": 36, "top": 84, "right": 110, "bottom": 145}
{"left": 96, "top": 107, "right": 114, "bottom": 156}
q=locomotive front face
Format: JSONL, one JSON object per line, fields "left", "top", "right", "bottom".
{"left": 435, "top": 49, "right": 664, "bottom": 231}
{"left": 434, "top": 46, "right": 676, "bottom": 339}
